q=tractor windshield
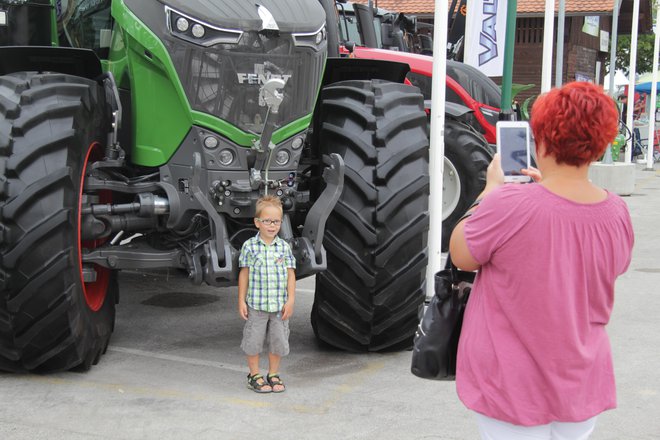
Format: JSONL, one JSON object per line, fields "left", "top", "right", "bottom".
{"left": 164, "top": 31, "right": 325, "bottom": 135}
{"left": 336, "top": 3, "right": 383, "bottom": 48}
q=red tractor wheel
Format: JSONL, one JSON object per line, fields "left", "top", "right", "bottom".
{"left": 78, "top": 143, "right": 112, "bottom": 312}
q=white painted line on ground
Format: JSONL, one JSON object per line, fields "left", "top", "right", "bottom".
{"left": 108, "top": 346, "right": 246, "bottom": 373}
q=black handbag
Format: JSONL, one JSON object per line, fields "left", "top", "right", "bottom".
{"left": 410, "top": 256, "right": 475, "bottom": 380}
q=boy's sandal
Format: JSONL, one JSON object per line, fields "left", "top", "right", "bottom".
{"left": 247, "top": 373, "right": 272, "bottom": 393}
{"left": 267, "top": 373, "right": 286, "bottom": 393}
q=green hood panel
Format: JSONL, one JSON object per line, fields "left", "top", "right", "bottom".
{"left": 110, "top": 0, "right": 322, "bottom": 167}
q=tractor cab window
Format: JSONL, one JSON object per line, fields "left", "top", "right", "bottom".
{"left": 371, "top": 16, "right": 383, "bottom": 47}
{"left": 335, "top": 3, "right": 384, "bottom": 49}
{"left": 61, "top": 0, "right": 112, "bottom": 58}
{"left": 336, "top": 5, "right": 360, "bottom": 45}
{"left": 0, "top": 0, "right": 53, "bottom": 46}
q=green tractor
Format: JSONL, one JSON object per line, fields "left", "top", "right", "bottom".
{"left": 0, "top": 0, "right": 438, "bottom": 372}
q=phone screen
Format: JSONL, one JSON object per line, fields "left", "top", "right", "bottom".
{"left": 499, "top": 127, "right": 529, "bottom": 176}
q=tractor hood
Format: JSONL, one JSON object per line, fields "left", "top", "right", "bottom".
{"left": 125, "top": 0, "right": 328, "bottom": 138}
{"left": 159, "top": 0, "right": 326, "bottom": 34}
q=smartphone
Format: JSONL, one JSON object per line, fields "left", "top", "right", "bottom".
{"left": 496, "top": 121, "right": 531, "bottom": 183}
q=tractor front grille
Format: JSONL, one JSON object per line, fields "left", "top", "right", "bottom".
{"left": 163, "top": 30, "right": 325, "bottom": 135}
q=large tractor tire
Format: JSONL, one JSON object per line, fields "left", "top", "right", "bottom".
{"left": 440, "top": 119, "right": 491, "bottom": 250}
{"left": 312, "top": 80, "right": 429, "bottom": 351}
{"left": 0, "top": 72, "right": 117, "bottom": 372}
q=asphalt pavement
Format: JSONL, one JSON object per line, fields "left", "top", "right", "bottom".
{"left": 0, "top": 163, "right": 659, "bottom": 440}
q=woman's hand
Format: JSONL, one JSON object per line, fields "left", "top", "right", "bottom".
{"left": 521, "top": 166, "right": 542, "bottom": 183}
{"left": 485, "top": 153, "right": 505, "bottom": 192}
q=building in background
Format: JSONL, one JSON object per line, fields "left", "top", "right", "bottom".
{"left": 350, "top": 0, "right": 654, "bottom": 103}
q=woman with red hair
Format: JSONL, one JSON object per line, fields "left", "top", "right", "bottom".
{"left": 449, "top": 82, "right": 634, "bottom": 440}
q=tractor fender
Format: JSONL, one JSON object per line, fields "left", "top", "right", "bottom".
{"left": 321, "top": 57, "right": 410, "bottom": 87}
{"left": 434, "top": 101, "right": 475, "bottom": 120}
{"left": 0, "top": 46, "right": 122, "bottom": 148}
{"left": 424, "top": 99, "right": 475, "bottom": 124}
{"left": 445, "top": 101, "right": 475, "bottom": 119}
{"left": 0, "top": 46, "right": 102, "bottom": 79}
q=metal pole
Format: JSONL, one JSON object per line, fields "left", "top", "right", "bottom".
{"left": 448, "top": 0, "right": 459, "bottom": 29}
{"left": 625, "top": 0, "right": 640, "bottom": 164}
{"left": 603, "top": 0, "right": 621, "bottom": 164}
{"left": 646, "top": 4, "right": 660, "bottom": 170}
{"left": 541, "top": 0, "right": 555, "bottom": 92}
{"left": 500, "top": 0, "right": 518, "bottom": 117}
{"left": 426, "top": 0, "right": 448, "bottom": 293}
{"left": 608, "top": 0, "right": 621, "bottom": 97}
{"left": 555, "top": 0, "right": 565, "bottom": 87}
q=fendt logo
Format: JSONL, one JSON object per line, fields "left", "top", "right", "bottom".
{"left": 237, "top": 64, "right": 292, "bottom": 85}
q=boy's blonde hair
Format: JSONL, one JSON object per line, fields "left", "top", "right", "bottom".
{"left": 255, "top": 195, "right": 283, "bottom": 218}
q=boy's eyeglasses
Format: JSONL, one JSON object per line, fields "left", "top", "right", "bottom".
{"left": 256, "top": 218, "right": 282, "bottom": 226}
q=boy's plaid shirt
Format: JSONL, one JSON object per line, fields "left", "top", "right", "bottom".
{"left": 239, "top": 233, "right": 296, "bottom": 312}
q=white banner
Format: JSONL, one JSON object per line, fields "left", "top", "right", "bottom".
{"left": 464, "top": 0, "right": 508, "bottom": 77}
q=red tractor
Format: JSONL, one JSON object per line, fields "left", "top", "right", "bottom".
{"left": 352, "top": 46, "right": 500, "bottom": 144}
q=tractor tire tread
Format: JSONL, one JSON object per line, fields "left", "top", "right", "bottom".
{"left": 312, "top": 80, "right": 429, "bottom": 352}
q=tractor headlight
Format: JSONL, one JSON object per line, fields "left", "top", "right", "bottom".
{"left": 275, "top": 150, "right": 290, "bottom": 166}
{"left": 166, "top": 6, "right": 242, "bottom": 47}
{"left": 204, "top": 136, "right": 219, "bottom": 149}
{"left": 191, "top": 24, "right": 205, "bottom": 39}
{"left": 291, "top": 137, "right": 304, "bottom": 150}
{"left": 293, "top": 25, "right": 326, "bottom": 51}
{"left": 176, "top": 17, "right": 189, "bottom": 32}
{"left": 219, "top": 149, "right": 235, "bottom": 166}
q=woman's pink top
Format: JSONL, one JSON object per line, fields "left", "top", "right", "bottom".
{"left": 457, "top": 183, "right": 634, "bottom": 426}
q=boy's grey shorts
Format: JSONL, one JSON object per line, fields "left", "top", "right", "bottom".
{"left": 240, "top": 307, "right": 290, "bottom": 356}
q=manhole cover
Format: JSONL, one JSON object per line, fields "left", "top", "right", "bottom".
{"left": 141, "top": 292, "right": 219, "bottom": 308}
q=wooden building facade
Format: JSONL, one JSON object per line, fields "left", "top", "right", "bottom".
{"left": 509, "top": 0, "right": 653, "bottom": 102}
{"left": 510, "top": 14, "right": 614, "bottom": 102}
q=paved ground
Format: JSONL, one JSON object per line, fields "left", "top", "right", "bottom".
{"left": 1, "top": 163, "right": 659, "bottom": 440}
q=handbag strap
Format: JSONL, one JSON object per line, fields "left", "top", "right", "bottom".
{"left": 445, "top": 254, "right": 475, "bottom": 285}
{"left": 445, "top": 254, "right": 460, "bottom": 285}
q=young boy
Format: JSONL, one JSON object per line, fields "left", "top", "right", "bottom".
{"left": 238, "top": 195, "right": 296, "bottom": 393}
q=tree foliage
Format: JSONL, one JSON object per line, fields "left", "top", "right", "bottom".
{"left": 615, "top": 34, "right": 657, "bottom": 75}
{"left": 613, "top": 0, "right": 658, "bottom": 76}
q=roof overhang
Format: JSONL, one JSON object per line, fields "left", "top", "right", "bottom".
{"left": 368, "top": 0, "right": 653, "bottom": 34}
